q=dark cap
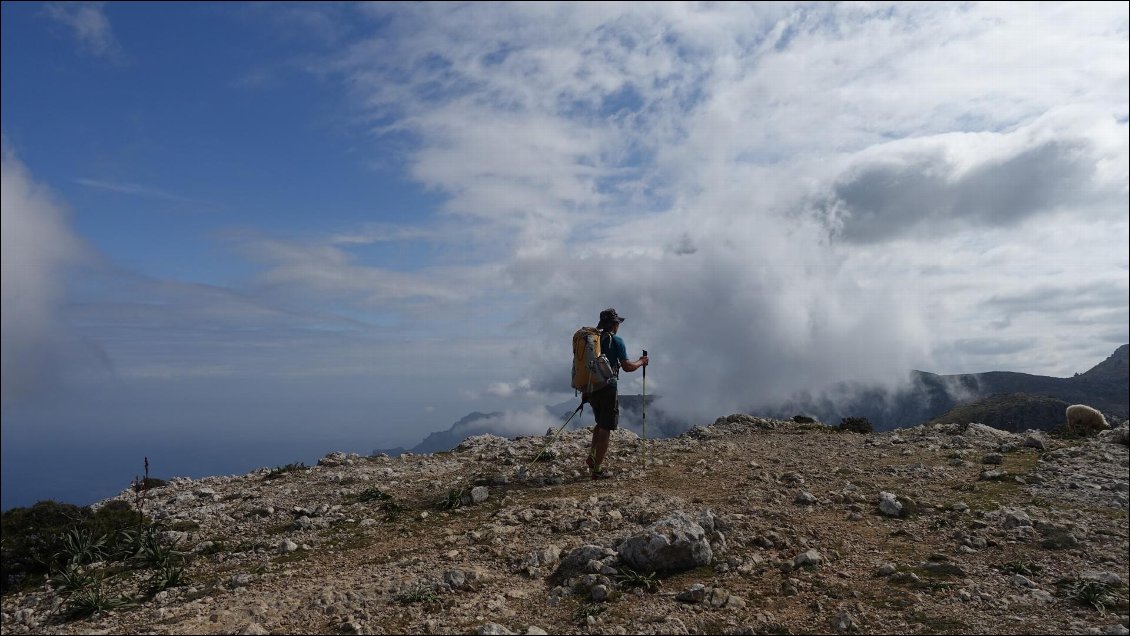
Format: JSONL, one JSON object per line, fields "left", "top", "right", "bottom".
{"left": 598, "top": 307, "right": 625, "bottom": 330}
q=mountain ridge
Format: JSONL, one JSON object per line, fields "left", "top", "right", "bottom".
{"left": 747, "top": 344, "right": 1128, "bottom": 431}
{"left": 388, "top": 345, "right": 1129, "bottom": 455}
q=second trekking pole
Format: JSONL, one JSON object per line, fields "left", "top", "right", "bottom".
{"left": 641, "top": 349, "right": 647, "bottom": 465}
{"left": 523, "top": 400, "right": 584, "bottom": 475}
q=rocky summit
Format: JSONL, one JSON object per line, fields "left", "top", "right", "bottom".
{"left": 3, "top": 417, "right": 1128, "bottom": 635}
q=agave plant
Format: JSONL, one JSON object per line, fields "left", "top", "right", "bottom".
{"left": 56, "top": 528, "right": 107, "bottom": 567}
{"left": 120, "top": 523, "right": 184, "bottom": 569}
{"left": 394, "top": 581, "right": 440, "bottom": 605}
{"left": 1066, "top": 578, "right": 1118, "bottom": 612}
{"left": 49, "top": 563, "right": 96, "bottom": 594}
{"left": 615, "top": 566, "right": 660, "bottom": 592}
{"left": 145, "top": 561, "right": 186, "bottom": 596}
{"left": 63, "top": 581, "right": 135, "bottom": 620}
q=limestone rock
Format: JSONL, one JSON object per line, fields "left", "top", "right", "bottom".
{"left": 618, "top": 511, "right": 712, "bottom": 574}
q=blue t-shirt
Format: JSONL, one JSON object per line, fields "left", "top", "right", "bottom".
{"left": 601, "top": 332, "right": 628, "bottom": 384}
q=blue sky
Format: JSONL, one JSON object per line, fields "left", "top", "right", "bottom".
{"left": 3, "top": 2, "right": 1128, "bottom": 509}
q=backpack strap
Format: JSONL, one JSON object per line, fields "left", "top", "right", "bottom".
{"left": 601, "top": 331, "right": 619, "bottom": 377}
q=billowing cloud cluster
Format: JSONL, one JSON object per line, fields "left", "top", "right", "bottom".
{"left": 1, "top": 141, "right": 98, "bottom": 402}
{"left": 309, "top": 3, "right": 1127, "bottom": 422}
{"left": 4, "top": 3, "right": 1127, "bottom": 439}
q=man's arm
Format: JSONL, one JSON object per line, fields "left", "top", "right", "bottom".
{"left": 620, "top": 355, "right": 648, "bottom": 373}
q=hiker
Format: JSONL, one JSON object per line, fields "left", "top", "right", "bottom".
{"left": 585, "top": 308, "right": 648, "bottom": 479}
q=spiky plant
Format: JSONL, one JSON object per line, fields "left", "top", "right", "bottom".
{"left": 127, "top": 523, "right": 184, "bottom": 569}
{"left": 63, "top": 579, "right": 135, "bottom": 620}
{"left": 263, "top": 462, "right": 308, "bottom": 481}
{"left": 395, "top": 581, "right": 440, "bottom": 605}
{"left": 145, "top": 561, "right": 185, "bottom": 596}
{"left": 49, "top": 563, "right": 96, "bottom": 594}
{"left": 1065, "top": 578, "right": 1119, "bottom": 612}
{"left": 56, "top": 528, "right": 107, "bottom": 566}
{"left": 615, "top": 566, "right": 660, "bottom": 592}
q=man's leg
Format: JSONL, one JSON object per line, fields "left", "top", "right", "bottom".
{"left": 592, "top": 426, "right": 611, "bottom": 469}
{"left": 587, "top": 385, "right": 618, "bottom": 473}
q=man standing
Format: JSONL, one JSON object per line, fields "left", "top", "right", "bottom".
{"left": 586, "top": 308, "right": 648, "bottom": 480}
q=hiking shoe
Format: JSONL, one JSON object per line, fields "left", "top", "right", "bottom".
{"left": 591, "top": 467, "right": 613, "bottom": 481}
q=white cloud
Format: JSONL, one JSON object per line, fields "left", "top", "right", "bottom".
{"left": 308, "top": 1, "right": 1127, "bottom": 423}
{"left": 1, "top": 140, "right": 100, "bottom": 402}
{"left": 10, "top": 2, "right": 1125, "bottom": 436}
{"left": 232, "top": 233, "right": 508, "bottom": 312}
{"left": 43, "top": 1, "right": 121, "bottom": 60}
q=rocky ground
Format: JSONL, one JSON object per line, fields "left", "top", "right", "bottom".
{"left": 2, "top": 416, "right": 1128, "bottom": 635}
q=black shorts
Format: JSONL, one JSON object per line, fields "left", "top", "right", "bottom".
{"left": 589, "top": 384, "right": 619, "bottom": 431}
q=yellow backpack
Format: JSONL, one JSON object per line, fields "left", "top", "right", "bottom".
{"left": 572, "top": 327, "right": 615, "bottom": 393}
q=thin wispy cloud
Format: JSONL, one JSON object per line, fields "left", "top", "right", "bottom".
{"left": 76, "top": 178, "right": 198, "bottom": 204}
{"left": 43, "top": 1, "right": 121, "bottom": 61}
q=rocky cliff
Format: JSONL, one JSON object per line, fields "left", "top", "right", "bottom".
{"left": 2, "top": 418, "right": 1128, "bottom": 635}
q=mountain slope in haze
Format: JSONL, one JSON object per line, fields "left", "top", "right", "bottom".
{"left": 375, "top": 396, "right": 687, "bottom": 457}
{"left": 374, "top": 411, "right": 508, "bottom": 456}
{"left": 761, "top": 344, "right": 1128, "bottom": 431}
{"left": 926, "top": 393, "right": 1074, "bottom": 433}
{"left": 381, "top": 345, "right": 1128, "bottom": 455}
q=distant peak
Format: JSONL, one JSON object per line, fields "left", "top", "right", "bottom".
{"left": 1080, "top": 344, "right": 1130, "bottom": 379}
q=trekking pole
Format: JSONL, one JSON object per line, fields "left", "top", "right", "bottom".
{"left": 641, "top": 349, "right": 647, "bottom": 465}
{"left": 523, "top": 400, "right": 585, "bottom": 475}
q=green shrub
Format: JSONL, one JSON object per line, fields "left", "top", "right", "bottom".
{"left": 87, "top": 500, "right": 147, "bottom": 556}
{"left": 395, "top": 581, "right": 440, "bottom": 605}
{"left": 436, "top": 488, "right": 466, "bottom": 510}
{"left": 356, "top": 487, "right": 393, "bottom": 503}
{"left": 131, "top": 477, "right": 168, "bottom": 492}
{"left": 1063, "top": 577, "right": 1121, "bottom": 612}
{"left": 839, "top": 416, "right": 874, "bottom": 434}
{"left": 263, "top": 462, "right": 308, "bottom": 481}
{"left": 1, "top": 500, "right": 89, "bottom": 592}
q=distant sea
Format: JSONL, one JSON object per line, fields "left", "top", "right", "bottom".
{"left": 0, "top": 433, "right": 380, "bottom": 512}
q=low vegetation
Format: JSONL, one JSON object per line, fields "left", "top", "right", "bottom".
{"left": 1061, "top": 577, "right": 1126, "bottom": 613}
{"left": 262, "top": 462, "right": 309, "bottom": 481}
{"left": 839, "top": 416, "right": 874, "bottom": 434}
{"left": 1, "top": 458, "right": 192, "bottom": 621}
